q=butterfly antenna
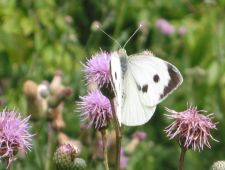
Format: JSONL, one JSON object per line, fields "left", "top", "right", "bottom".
{"left": 122, "top": 24, "right": 143, "bottom": 49}
{"left": 96, "top": 25, "right": 122, "bottom": 48}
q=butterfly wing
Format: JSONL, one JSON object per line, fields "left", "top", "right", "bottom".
{"left": 121, "top": 51, "right": 183, "bottom": 126}
{"left": 122, "top": 67, "right": 156, "bottom": 126}
{"left": 128, "top": 51, "right": 183, "bottom": 107}
{"left": 110, "top": 52, "right": 123, "bottom": 125}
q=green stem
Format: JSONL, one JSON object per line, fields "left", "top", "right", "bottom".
{"left": 45, "top": 122, "right": 53, "bottom": 170}
{"left": 6, "top": 157, "right": 11, "bottom": 170}
{"left": 100, "top": 129, "right": 109, "bottom": 170}
{"left": 110, "top": 99, "right": 122, "bottom": 170}
{"left": 178, "top": 147, "right": 186, "bottom": 170}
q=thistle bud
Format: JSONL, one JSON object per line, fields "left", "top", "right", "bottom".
{"left": 23, "top": 80, "right": 48, "bottom": 120}
{"left": 23, "top": 80, "right": 38, "bottom": 100}
{"left": 211, "top": 161, "right": 225, "bottom": 170}
{"left": 74, "top": 158, "right": 87, "bottom": 170}
{"left": 54, "top": 144, "right": 79, "bottom": 170}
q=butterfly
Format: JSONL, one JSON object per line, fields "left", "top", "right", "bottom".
{"left": 110, "top": 49, "right": 183, "bottom": 126}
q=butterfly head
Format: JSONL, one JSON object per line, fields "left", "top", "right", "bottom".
{"left": 118, "top": 49, "right": 127, "bottom": 58}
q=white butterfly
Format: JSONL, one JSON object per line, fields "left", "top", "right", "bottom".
{"left": 110, "top": 49, "right": 183, "bottom": 126}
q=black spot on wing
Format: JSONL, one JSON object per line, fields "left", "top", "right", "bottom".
{"left": 142, "top": 84, "right": 148, "bottom": 93}
{"left": 160, "top": 64, "right": 181, "bottom": 99}
{"left": 153, "top": 74, "right": 160, "bottom": 83}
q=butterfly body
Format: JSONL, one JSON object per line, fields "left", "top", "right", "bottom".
{"left": 110, "top": 49, "right": 183, "bottom": 126}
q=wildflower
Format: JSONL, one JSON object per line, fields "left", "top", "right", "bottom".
{"left": 0, "top": 109, "right": 32, "bottom": 166}
{"left": 77, "top": 90, "right": 112, "bottom": 129}
{"left": 178, "top": 26, "right": 186, "bottom": 36}
{"left": 156, "top": 19, "right": 175, "bottom": 35}
{"left": 164, "top": 106, "right": 217, "bottom": 151}
{"left": 84, "top": 51, "right": 111, "bottom": 88}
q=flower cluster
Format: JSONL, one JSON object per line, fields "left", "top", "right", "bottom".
{"left": 0, "top": 109, "right": 32, "bottom": 165}
{"left": 78, "top": 51, "right": 113, "bottom": 130}
{"left": 164, "top": 106, "right": 217, "bottom": 151}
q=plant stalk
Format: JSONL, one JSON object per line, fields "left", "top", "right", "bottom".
{"left": 110, "top": 99, "right": 122, "bottom": 170}
{"left": 6, "top": 157, "right": 11, "bottom": 170}
{"left": 45, "top": 122, "right": 53, "bottom": 170}
{"left": 178, "top": 147, "right": 186, "bottom": 170}
{"left": 100, "top": 129, "right": 109, "bottom": 170}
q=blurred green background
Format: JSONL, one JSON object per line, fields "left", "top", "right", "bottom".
{"left": 0, "top": 0, "right": 225, "bottom": 170}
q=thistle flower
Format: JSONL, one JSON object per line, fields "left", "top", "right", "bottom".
{"left": 0, "top": 109, "right": 32, "bottom": 166}
{"left": 164, "top": 106, "right": 217, "bottom": 151}
{"left": 156, "top": 19, "right": 175, "bottom": 35}
{"left": 77, "top": 90, "right": 112, "bottom": 129}
{"left": 84, "top": 51, "right": 111, "bottom": 88}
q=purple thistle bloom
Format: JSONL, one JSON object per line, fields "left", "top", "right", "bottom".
{"left": 0, "top": 109, "right": 32, "bottom": 165}
{"left": 77, "top": 90, "right": 112, "bottom": 129}
{"left": 164, "top": 106, "right": 218, "bottom": 151}
{"left": 156, "top": 19, "right": 175, "bottom": 35}
{"left": 84, "top": 51, "right": 111, "bottom": 88}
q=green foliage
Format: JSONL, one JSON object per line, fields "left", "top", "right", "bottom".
{"left": 0, "top": 0, "right": 225, "bottom": 170}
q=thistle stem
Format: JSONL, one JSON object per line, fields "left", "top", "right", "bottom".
{"left": 178, "top": 147, "right": 186, "bottom": 170}
{"left": 6, "top": 157, "right": 11, "bottom": 170}
{"left": 45, "top": 122, "right": 53, "bottom": 170}
{"left": 110, "top": 99, "right": 122, "bottom": 170}
{"left": 100, "top": 129, "right": 109, "bottom": 170}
